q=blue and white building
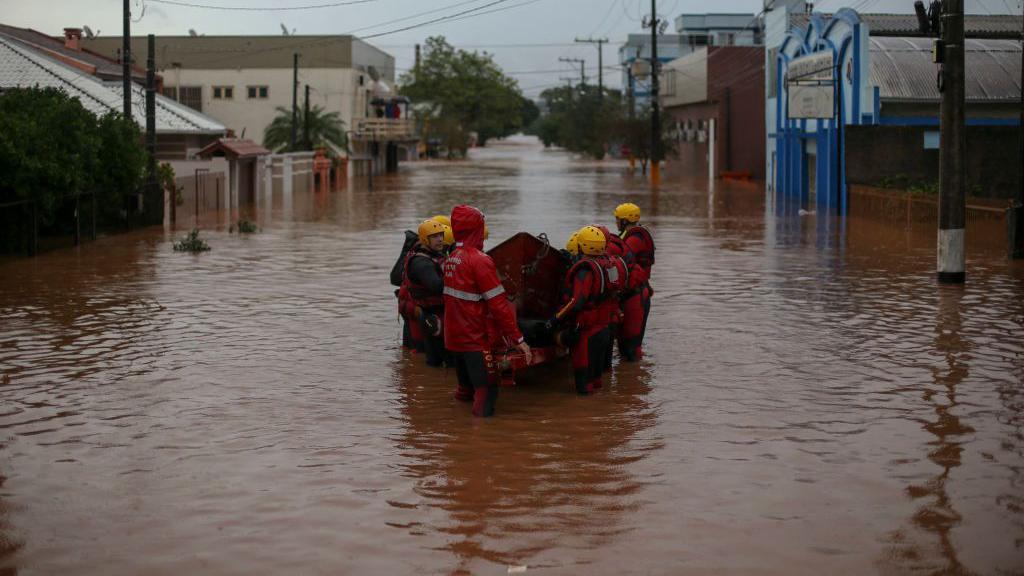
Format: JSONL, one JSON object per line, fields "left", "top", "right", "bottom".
{"left": 764, "top": 3, "right": 1023, "bottom": 213}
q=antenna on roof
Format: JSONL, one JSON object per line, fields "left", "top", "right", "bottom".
{"left": 83, "top": 25, "right": 97, "bottom": 39}
{"left": 280, "top": 23, "right": 290, "bottom": 36}
{"left": 188, "top": 28, "right": 198, "bottom": 37}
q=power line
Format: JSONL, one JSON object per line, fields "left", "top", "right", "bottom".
{"left": 146, "top": 0, "right": 376, "bottom": 10}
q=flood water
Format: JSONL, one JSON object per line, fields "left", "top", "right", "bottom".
{"left": 1, "top": 135, "right": 1023, "bottom": 575}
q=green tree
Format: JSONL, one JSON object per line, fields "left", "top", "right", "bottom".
{"left": 0, "top": 87, "right": 146, "bottom": 251}
{"left": 399, "top": 36, "right": 526, "bottom": 157}
{"left": 535, "top": 84, "right": 624, "bottom": 159}
{"left": 263, "top": 105, "right": 348, "bottom": 153}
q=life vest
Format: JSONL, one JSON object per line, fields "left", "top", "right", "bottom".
{"left": 601, "top": 254, "right": 629, "bottom": 298}
{"left": 622, "top": 225, "right": 655, "bottom": 270}
{"left": 402, "top": 248, "right": 445, "bottom": 309}
{"left": 562, "top": 258, "right": 606, "bottom": 307}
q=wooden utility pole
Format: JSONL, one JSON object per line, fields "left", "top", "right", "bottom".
{"left": 303, "top": 84, "right": 311, "bottom": 150}
{"left": 575, "top": 37, "right": 608, "bottom": 100}
{"left": 649, "top": 0, "right": 662, "bottom": 186}
{"left": 559, "top": 57, "right": 585, "bottom": 87}
{"left": 145, "top": 34, "right": 159, "bottom": 225}
{"left": 291, "top": 53, "right": 299, "bottom": 151}
{"left": 122, "top": 0, "right": 131, "bottom": 119}
{"left": 937, "top": 0, "right": 965, "bottom": 283}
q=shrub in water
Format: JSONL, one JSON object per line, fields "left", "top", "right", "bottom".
{"left": 173, "top": 229, "right": 210, "bottom": 252}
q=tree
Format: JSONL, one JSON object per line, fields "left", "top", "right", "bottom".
{"left": 0, "top": 87, "right": 145, "bottom": 251}
{"left": 263, "top": 105, "right": 348, "bottom": 154}
{"left": 399, "top": 36, "right": 527, "bottom": 157}
{"left": 534, "top": 85, "right": 624, "bottom": 159}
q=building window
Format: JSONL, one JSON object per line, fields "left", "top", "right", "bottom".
{"left": 721, "top": 33, "right": 735, "bottom": 46}
{"left": 171, "top": 86, "right": 202, "bottom": 112}
{"left": 247, "top": 85, "right": 269, "bottom": 99}
{"left": 213, "top": 86, "right": 233, "bottom": 100}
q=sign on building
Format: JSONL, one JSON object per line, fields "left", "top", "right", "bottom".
{"left": 786, "top": 51, "right": 834, "bottom": 119}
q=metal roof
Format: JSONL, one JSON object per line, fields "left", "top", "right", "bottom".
{"left": 0, "top": 23, "right": 146, "bottom": 81}
{"left": 870, "top": 36, "right": 1022, "bottom": 103}
{"left": 0, "top": 35, "right": 226, "bottom": 134}
{"left": 790, "top": 13, "right": 1024, "bottom": 39}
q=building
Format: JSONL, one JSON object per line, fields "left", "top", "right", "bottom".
{"left": 0, "top": 31, "right": 226, "bottom": 159}
{"left": 765, "top": 2, "right": 1023, "bottom": 212}
{"left": 660, "top": 45, "right": 765, "bottom": 182}
{"left": 82, "top": 34, "right": 417, "bottom": 173}
{"left": 619, "top": 34, "right": 688, "bottom": 110}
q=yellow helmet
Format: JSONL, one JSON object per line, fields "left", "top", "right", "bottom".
{"left": 442, "top": 224, "right": 455, "bottom": 246}
{"left": 432, "top": 214, "right": 452, "bottom": 227}
{"left": 418, "top": 219, "right": 446, "bottom": 246}
{"left": 565, "top": 231, "right": 580, "bottom": 256}
{"left": 576, "top": 225, "right": 607, "bottom": 256}
{"left": 614, "top": 202, "right": 641, "bottom": 223}
{"left": 483, "top": 225, "right": 490, "bottom": 240}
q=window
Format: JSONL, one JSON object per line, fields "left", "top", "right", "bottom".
{"left": 721, "top": 33, "right": 735, "bottom": 46}
{"left": 177, "top": 86, "right": 202, "bottom": 112}
{"left": 162, "top": 86, "right": 177, "bottom": 100}
{"left": 213, "top": 86, "right": 233, "bottom": 100}
{"left": 247, "top": 86, "right": 269, "bottom": 99}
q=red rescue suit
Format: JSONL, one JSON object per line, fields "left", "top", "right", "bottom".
{"left": 620, "top": 225, "right": 655, "bottom": 361}
{"left": 402, "top": 245, "right": 447, "bottom": 367}
{"left": 598, "top": 226, "right": 640, "bottom": 370}
{"left": 443, "top": 205, "right": 524, "bottom": 417}
{"left": 555, "top": 257, "right": 611, "bottom": 394}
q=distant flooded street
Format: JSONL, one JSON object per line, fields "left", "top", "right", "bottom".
{"left": 1, "top": 135, "right": 1022, "bottom": 575}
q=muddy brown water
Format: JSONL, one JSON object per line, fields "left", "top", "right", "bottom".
{"left": 1, "top": 136, "right": 1022, "bottom": 575}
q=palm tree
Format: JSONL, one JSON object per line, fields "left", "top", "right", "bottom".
{"left": 263, "top": 105, "right": 348, "bottom": 154}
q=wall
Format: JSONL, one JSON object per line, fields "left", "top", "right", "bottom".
{"left": 845, "top": 125, "right": 1023, "bottom": 200}
{"left": 162, "top": 67, "right": 368, "bottom": 151}
{"left": 708, "top": 46, "right": 764, "bottom": 178}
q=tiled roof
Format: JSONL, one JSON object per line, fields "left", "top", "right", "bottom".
{"left": 197, "top": 138, "right": 270, "bottom": 159}
{"left": 0, "top": 23, "right": 146, "bottom": 81}
{"left": 870, "top": 36, "right": 1021, "bottom": 102}
{"left": 0, "top": 35, "right": 226, "bottom": 135}
{"left": 790, "top": 13, "right": 1024, "bottom": 39}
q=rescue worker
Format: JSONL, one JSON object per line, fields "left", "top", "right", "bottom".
{"left": 441, "top": 224, "right": 455, "bottom": 255}
{"left": 443, "top": 205, "right": 531, "bottom": 417}
{"left": 546, "top": 226, "right": 611, "bottom": 395}
{"left": 595, "top": 225, "right": 631, "bottom": 372}
{"left": 403, "top": 219, "right": 448, "bottom": 367}
{"left": 392, "top": 226, "right": 421, "bottom": 350}
{"left": 614, "top": 203, "right": 655, "bottom": 361}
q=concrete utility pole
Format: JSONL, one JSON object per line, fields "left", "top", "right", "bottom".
{"left": 575, "top": 37, "right": 608, "bottom": 100}
{"left": 649, "top": 0, "right": 662, "bottom": 186}
{"left": 937, "top": 0, "right": 965, "bottom": 283}
{"left": 414, "top": 43, "right": 421, "bottom": 77}
{"left": 1013, "top": 0, "right": 1024, "bottom": 259}
{"left": 559, "top": 57, "right": 586, "bottom": 86}
{"left": 145, "top": 34, "right": 158, "bottom": 225}
{"left": 122, "top": 0, "right": 131, "bottom": 119}
{"left": 303, "top": 84, "right": 311, "bottom": 150}
{"left": 291, "top": 53, "right": 299, "bottom": 151}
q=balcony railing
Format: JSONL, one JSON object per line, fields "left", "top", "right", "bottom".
{"left": 353, "top": 118, "right": 417, "bottom": 141}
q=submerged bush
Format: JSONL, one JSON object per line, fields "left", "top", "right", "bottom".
{"left": 173, "top": 229, "right": 210, "bottom": 252}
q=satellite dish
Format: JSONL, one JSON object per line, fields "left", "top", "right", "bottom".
{"left": 188, "top": 28, "right": 198, "bottom": 37}
{"left": 366, "top": 65, "right": 380, "bottom": 82}
{"left": 83, "top": 25, "right": 95, "bottom": 39}
{"left": 280, "top": 23, "right": 290, "bottom": 36}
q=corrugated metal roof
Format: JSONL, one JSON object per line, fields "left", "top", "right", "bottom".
{"left": 790, "top": 13, "right": 1023, "bottom": 39}
{"left": 0, "top": 35, "right": 226, "bottom": 134}
{"left": 870, "top": 36, "right": 1022, "bottom": 102}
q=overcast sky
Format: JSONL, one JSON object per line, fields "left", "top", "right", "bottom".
{"left": 2, "top": 0, "right": 1020, "bottom": 96}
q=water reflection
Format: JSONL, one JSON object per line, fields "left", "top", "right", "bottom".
{"left": 392, "top": 353, "right": 657, "bottom": 572}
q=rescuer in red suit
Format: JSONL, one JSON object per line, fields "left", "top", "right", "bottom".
{"left": 443, "top": 205, "right": 531, "bottom": 417}
{"left": 402, "top": 219, "right": 449, "bottom": 367}
{"left": 614, "top": 203, "right": 655, "bottom": 361}
{"left": 546, "top": 226, "right": 611, "bottom": 395}
{"left": 595, "top": 225, "right": 632, "bottom": 372}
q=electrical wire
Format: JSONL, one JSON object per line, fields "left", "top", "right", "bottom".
{"left": 146, "top": 0, "right": 376, "bottom": 10}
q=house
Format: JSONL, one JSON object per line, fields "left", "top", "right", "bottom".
{"left": 81, "top": 34, "right": 417, "bottom": 175}
{"left": 659, "top": 45, "right": 764, "bottom": 182}
{"left": 764, "top": 2, "right": 1023, "bottom": 212}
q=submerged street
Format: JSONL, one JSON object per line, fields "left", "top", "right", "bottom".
{"left": 1, "top": 135, "right": 1023, "bottom": 574}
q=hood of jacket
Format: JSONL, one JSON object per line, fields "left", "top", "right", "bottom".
{"left": 451, "top": 205, "right": 486, "bottom": 251}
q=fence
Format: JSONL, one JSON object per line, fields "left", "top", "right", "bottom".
{"left": 0, "top": 191, "right": 100, "bottom": 257}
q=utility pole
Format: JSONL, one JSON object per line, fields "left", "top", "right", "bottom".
{"left": 937, "top": 0, "right": 965, "bottom": 283}
{"left": 648, "top": 0, "right": 662, "bottom": 187}
{"left": 559, "top": 57, "right": 585, "bottom": 87}
{"left": 414, "top": 43, "right": 421, "bottom": 77}
{"left": 122, "top": 0, "right": 131, "bottom": 119}
{"left": 559, "top": 76, "right": 575, "bottom": 100}
{"left": 627, "top": 63, "right": 636, "bottom": 170}
{"left": 575, "top": 37, "right": 608, "bottom": 100}
{"left": 303, "top": 84, "right": 311, "bottom": 150}
{"left": 1012, "top": 0, "right": 1024, "bottom": 258}
{"left": 145, "top": 34, "right": 158, "bottom": 225}
{"left": 291, "top": 53, "right": 299, "bottom": 152}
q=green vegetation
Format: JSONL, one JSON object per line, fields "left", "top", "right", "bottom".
{"left": 399, "top": 36, "right": 536, "bottom": 157}
{"left": 529, "top": 86, "right": 676, "bottom": 165}
{"left": 264, "top": 105, "right": 348, "bottom": 153}
{"left": 173, "top": 229, "right": 211, "bottom": 252}
{"left": 233, "top": 219, "right": 257, "bottom": 234}
{"left": 0, "top": 87, "right": 145, "bottom": 251}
